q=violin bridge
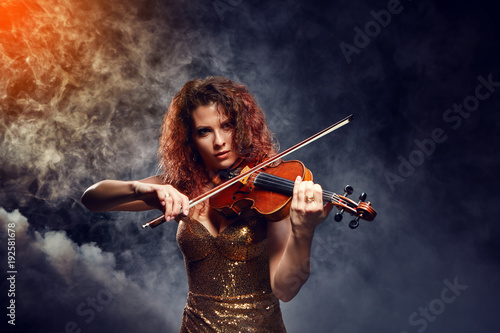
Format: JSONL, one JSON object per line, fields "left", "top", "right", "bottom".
{"left": 239, "top": 165, "right": 252, "bottom": 185}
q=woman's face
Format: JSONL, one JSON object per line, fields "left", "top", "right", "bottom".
{"left": 191, "top": 104, "right": 239, "bottom": 172}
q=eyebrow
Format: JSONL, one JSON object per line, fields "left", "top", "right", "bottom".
{"left": 194, "top": 118, "right": 232, "bottom": 129}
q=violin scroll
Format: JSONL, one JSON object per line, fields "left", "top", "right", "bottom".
{"left": 330, "top": 185, "right": 376, "bottom": 229}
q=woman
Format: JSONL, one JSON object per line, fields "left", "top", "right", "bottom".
{"left": 81, "top": 76, "right": 334, "bottom": 332}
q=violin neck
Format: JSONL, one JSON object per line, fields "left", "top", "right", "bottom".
{"left": 253, "top": 172, "right": 335, "bottom": 203}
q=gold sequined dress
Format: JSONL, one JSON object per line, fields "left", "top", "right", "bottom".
{"left": 176, "top": 214, "right": 287, "bottom": 332}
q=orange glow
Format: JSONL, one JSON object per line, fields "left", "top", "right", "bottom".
{"left": 0, "top": 0, "right": 165, "bottom": 202}
{"left": 0, "top": 0, "right": 92, "bottom": 120}
{"left": 0, "top": 1, "right": 34, "bottom": 32}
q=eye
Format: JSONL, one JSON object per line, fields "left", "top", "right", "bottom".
{"left": 221, "top": 121, "right": 234, "bottom": 131}
{"left": 196, "top": 128, "right": 210, "bottom": 136}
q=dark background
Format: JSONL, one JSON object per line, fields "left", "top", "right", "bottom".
{"left": 1, "top": 0, "right": 499, "bottom": 332}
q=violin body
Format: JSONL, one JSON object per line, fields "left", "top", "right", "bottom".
{"left": 210, "top": 160, "right": 312, "bottom": 221}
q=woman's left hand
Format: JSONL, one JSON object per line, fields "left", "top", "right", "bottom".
{"left": 289, "top": 176, "right": 334, "bottom": 234}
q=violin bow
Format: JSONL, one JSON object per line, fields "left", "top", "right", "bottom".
{"left": 142, "top": 114, "right": 354, "bottom": 229}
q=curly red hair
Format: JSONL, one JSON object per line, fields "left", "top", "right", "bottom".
{"left": 158, "top": 77, "right": 277, "bottom": 198}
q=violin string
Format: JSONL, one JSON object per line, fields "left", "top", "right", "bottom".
{"left": 255, "top": 173, "right": 321, "bottom": 198}
{"left": 260, "top": 176, "right": 347, "bottom": 206}
{"left": 254, "top": 173, "right": 347, "bottom": 205}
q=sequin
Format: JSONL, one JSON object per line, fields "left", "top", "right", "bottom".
{"left": 177, "top": 215, "right": 287, "bottom": 332}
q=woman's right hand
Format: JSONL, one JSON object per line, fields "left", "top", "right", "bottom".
{"left": 133, "top": 182, "right": 190, "bottom": 221}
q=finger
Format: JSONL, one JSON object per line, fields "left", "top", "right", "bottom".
{"left": 297, "top": 178, "right": 309, "bottom": 209}
{"left": 293, "top": 176, "right": 302, "bottom": 198}
{"left": 313, "top": 183, "right": 323, "bottom": 206}
{"left": 292, "top": 176, "right": 302, "bottom": 207}
{"left": 181, "top": 194, "right": 190, "bottom": 216}
{"left": 171, "top": 194, "right": 183, "bottom": 219}
{"left": 158, "top": 188, "right": 168, "bottom": 206}
{"left": 304, "top": 181, "right": 315, "bottom": 203}
{"left": 162, "top": 190, "right": 174, "bottom": 220}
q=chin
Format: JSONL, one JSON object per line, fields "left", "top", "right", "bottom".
{"left": 218, "top": 158, "right": 238, "bottom": 171}
{"left": 218, "top": 161, "right": 235, "bottom": 170}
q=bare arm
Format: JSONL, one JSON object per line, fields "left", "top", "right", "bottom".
{"left": 268, "top": 176, "right": 333, "bottom": 302}
{"left": 81, "top": 176, "right": 190, "bottom": 219}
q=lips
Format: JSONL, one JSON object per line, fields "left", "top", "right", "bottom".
{"left": 215, "top": 150, "right": 230, "bottom": 159}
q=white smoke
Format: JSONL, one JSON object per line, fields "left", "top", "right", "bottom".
{"left": 0, "top": 207, "right": 181, "bottom": 332}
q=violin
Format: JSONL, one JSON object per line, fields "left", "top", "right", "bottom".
{"left": 209, "top": 159, "right": 376, "bottom": 229}
{"left": 141, "top": 114, "right": 377, "bottom": 229}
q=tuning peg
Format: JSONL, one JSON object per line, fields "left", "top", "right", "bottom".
{"left": 344, "top": 185, "right": 354, "bottom": 196}
{"left": 335, "top": 185, "right": 354, "bottom": 222}
{"left": 349, "top": 217, "right": 360, "bottom": 229}
{"left": 347, "top": 193, "right": 367, "bottom": 229}
{"left": 334, "top": 212, "right": 343, "bottom": 222}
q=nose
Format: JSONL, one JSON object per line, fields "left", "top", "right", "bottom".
{"left": 213, "top": 129, "right": 225, "bottom": 148}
